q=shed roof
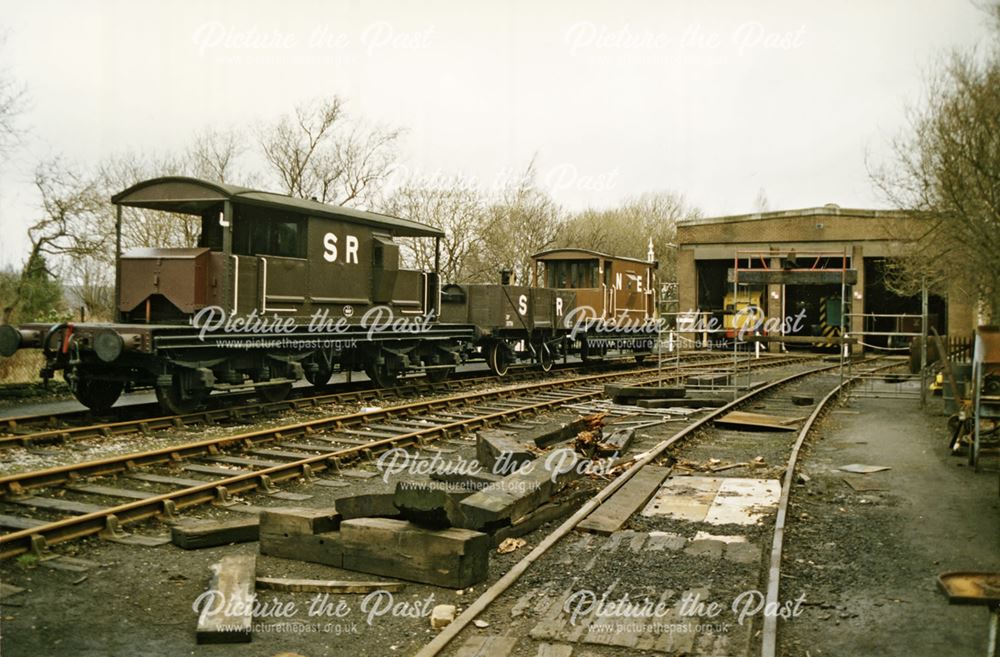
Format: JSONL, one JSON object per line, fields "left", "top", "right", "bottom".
{"left": 112, "top": 176, "right": 444, "bottom": 238}
{"left": 677, "top": 205, "right": 913, "bottom": 228}
{"left": 532, "top": 248, "right": 654, "bottom": 267}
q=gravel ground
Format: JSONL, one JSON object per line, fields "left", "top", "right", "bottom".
{"left": 0, "top": 360, "right": 822, "bottom": 657}
{"left": 0, "top": 369, "right": 606, "bottom": 478}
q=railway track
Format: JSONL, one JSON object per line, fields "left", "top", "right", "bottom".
{"left": 0, "top": 354, "right": 807, "bottom": 560}
{"left": 412, "top": 356, "right": 906, "bottom": 657}
{"left": 0, "top": 353, "right": 729, "bottom": 449}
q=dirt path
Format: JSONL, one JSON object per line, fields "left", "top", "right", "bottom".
{"left": 781, "top": 395, "right": 1000, "bottom": 657}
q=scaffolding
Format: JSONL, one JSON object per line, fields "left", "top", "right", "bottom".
{"left": 730, "top": 248, "right": 855, "bottom": 394}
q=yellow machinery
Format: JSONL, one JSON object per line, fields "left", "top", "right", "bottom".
{"left": 723, "top": 290, "right": 764, "bottom": 338}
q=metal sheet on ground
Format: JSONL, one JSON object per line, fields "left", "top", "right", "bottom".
{"left": 641, "top": 476, "right": 781, "bottom": 525}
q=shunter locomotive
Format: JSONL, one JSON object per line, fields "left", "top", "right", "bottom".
{"left": 0, "top": 177, "right": 657, "bottom": 413}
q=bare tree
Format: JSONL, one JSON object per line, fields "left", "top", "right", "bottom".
{"left": 381, "top": 179, "right": 489, "bottom": 283}
{"left": 469, "top": 159, "right": 561, "bottom": 284}
{"left": 187, "top": 127, "right": 246, "bottom": 184}
{"left": 2, "top": 160, "right": 106, "bottom": 323}
{"left": 258, "top": 96, "right": 401, "bottom": 205}
{"left": 872, "top": 42, "right": 1000, "bottom": 320}
{"left": 556, "top": 190, "right": 701, "bottom": 283}
{"left": 335, "top": 122, "right": 403, "bottom": 206}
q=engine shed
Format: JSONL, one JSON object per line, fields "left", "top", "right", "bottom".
{"left": 675, "top": 205, "right": 978, "bottom": 352}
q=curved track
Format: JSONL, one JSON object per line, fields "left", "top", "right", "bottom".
{"left": 413, "top": 356, "right": 905, "bottom": 657}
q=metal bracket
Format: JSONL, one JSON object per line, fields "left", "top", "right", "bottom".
{"left": 29, "top": 533, "right": 53, "bottom": 560}
{"left": 213, "top": 486, "right": 235, "bottom": 506}
{"left": 258, "top": 475, "right": 278, "bottom": 494}
{"left": 99, "top": 515, "right": 128, "bottom": 540}
{"left": 159, "top": 499, "right": 178, "bottom": 522}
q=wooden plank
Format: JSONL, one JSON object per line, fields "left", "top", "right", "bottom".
{"left": 171, "top": 517, "right": 259, "bottom": 549}
{"left": 340, "top": 518, "right": 490, "bottom": 588}
{"left": 535, "top": 644, "right": 573, "bottom": 657}
{"left": 64, "top": 483, "right": 157, "bottom": 500}
{"left": 202, "top": 455, "right": 287, "bottom": 468}
{"left": 12, "top": 496, "right": 105, "bottom": 514}
{"left": 430, "top": 469, "right": 503, "bottom": 489}
{"left": 715, "top": 411, "right": 802, "bottom": 431}
{"left": 255, "top": 577, "right": 403, "bottom": 593}
{"left": 259, "top": 531, "right": 343, "bottom": 567}
{"left": 0, "top": 513, "right": 48, "bottom": 530}
{"left": 393, "top": 481, "right": 472, "bottom": 527}
{"left": 182, "top": 464, "right": 252, "bottom": 476}
{"left": 476, "top": 430, "right": 535, "bottom": 472}
{"left": 126, "top": 472, "right": 211, "bottom": 487}
{"left": 458, "top": 452, "right": 581, "bottom": 531}
{"left": 365, "top": 422, "right": 446, "bottom": 433}
{"left": 275, "top": 441, "right": 340, "bottom": 452}
{"left": 578, "top": 466, "right": 671, "bottom": 535}
{"left": 248, "top": 448, "right": 312, "bottom": 460}
{"left": 522, "top": 418, "right": 589, "bottom": 448}
{"left": 259, "top": 506, "right": 340, "bottom": 536}
{"left": 454, "top": 635, "right": 518, "bottom": 657}
{"left": 196, "top": 554, "right": 255, "bottom": 644}
{"left": 601, "top": 427, "right": 635, "bottom": 452}
{"left": 493, "top": 489, "right": 591, "bottom": 545}
{"left": 340, "top": 428, "right": 403, "bottom": 439}
{"left": 324, "top": 436, "right": 376, "bottom": 445}
{"left": 334, "top": 494, "right": 400, "bottom": 519}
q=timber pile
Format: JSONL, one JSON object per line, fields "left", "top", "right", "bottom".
{"left": 257, "top": 505, "right": 489, "bottom": 588}
{"left": 253, "top": 418, "right": 606, "bottom": 588}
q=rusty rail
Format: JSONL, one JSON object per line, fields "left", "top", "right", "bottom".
{"left": 0, "top": 355, "right": 807, "bottom": 559}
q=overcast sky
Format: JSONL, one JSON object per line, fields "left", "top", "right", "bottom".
{"left": 0, "top": 0, "right": 993, "bottom": 269}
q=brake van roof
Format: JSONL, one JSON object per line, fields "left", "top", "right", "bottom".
{"left": 112, "top": 176, "right": 444, "bottom": 238}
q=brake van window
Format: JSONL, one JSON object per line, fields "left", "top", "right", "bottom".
{"left": 233, "top": 211, "right": 306, "bottom": 258}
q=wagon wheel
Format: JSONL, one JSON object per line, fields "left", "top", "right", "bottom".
{"left": 68, "top": 371, "right": 123, "bottom": 413}
{"left": 365, "top": 361, "right": 399, "bottom": 388}
{"left": 257, "top": 382, "right": 293, "bottom": 403}
{"left": 155, "top": 376, "right": 208, "bottom": 415}
{"left": 536, "top": 342, "right": 554, "bottom": 373}
{"left": 487, "top": 342, "right": 511, "bottom": 377}
{"left": 304, "top": 361, "right": 333, "bottom": 386}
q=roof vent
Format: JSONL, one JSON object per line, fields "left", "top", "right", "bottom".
{"left": 823, "top": 203, "right": 840, "bottom": 209}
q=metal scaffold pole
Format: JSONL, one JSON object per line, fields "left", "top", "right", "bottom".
{"left": 839, "top": 248, "right": 847, "bottom": 393}
{"left": 920, "top": 277, "right": 929, "bottom": 407}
